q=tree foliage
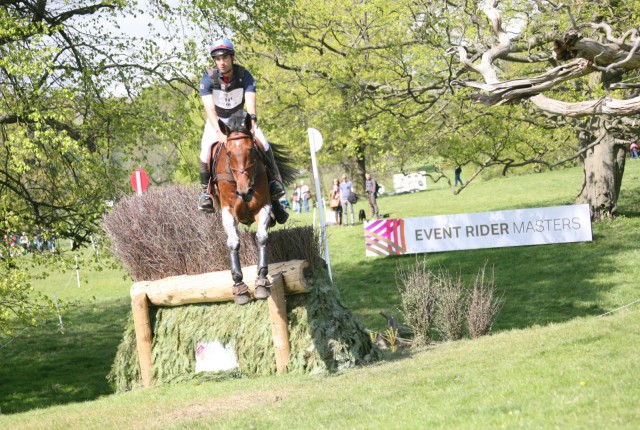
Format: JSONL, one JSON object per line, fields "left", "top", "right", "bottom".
{"left": 1, "top": 0, "right": 202, "bottom": 246}
{"left": 0, "top": 0, "right": 202, "bottom": 336}
{"left": 184, "top": 0, "right": 576, "bottom": 193}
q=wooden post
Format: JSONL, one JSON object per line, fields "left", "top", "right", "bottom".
{"left": 129, "top": 261, "right": 307, "bottom": 383}
{"left": 131, "top": 293, "right": 153, "bottom": 388}
{"left": 267, "top": 273, "right": 290, "bottom": 373}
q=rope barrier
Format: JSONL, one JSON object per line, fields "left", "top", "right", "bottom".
{"left": 598, "top": 298, "right": 640, "bottom": 317}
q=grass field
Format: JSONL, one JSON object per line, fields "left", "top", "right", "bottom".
{"left": 1, "top": 163, "right": 639, "bottom": 428}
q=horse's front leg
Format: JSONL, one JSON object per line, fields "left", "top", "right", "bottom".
{"left": 253, "top": 205, "right": 272, "bottom": 300}
{"left": 222, "top": 208, "right": 251, "bottom": 306}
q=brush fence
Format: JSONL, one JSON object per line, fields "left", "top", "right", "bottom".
{"left": 130, "top": 260, "right": 310, "bottom": 387}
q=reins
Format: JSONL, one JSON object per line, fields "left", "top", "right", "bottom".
{"left": 217, "top": 130, "right": 265, "bottom": 185}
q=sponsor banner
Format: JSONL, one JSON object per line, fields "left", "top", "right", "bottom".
{"left": 364, "top": 204, "right": 592, "bottom": 257}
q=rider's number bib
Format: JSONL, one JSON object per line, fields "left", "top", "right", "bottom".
{"left": 213, "top": 87, "right": 244, "bottom": 110}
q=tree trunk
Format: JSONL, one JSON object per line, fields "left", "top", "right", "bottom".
{"left": 353, "top": 139, "right": 367, "bottom": 193}
{"left": 576, "top": 119, "right": 626, "bottom": 220}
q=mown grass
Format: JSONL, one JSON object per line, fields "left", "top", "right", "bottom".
{"left": 1, "top": 162, "right": 640, "bottom": 428}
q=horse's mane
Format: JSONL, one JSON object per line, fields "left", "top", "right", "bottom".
{"left": 225, "top": 111, "right": 297, "bottom": 186}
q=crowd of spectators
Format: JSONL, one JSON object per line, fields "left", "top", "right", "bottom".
{"left": 2, "top": 230, "right": 56, "bottom": 257}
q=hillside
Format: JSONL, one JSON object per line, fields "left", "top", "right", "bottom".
{"left": 1, "top": 163, "right": 639, "bottom": 428}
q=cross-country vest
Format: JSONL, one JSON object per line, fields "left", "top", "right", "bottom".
{"left": 207, "top": 64, "right": 247, "bottom": 118}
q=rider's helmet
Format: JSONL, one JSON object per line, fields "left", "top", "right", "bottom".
{"left": 210, "top": 38, "right": 235, "bottom": 58}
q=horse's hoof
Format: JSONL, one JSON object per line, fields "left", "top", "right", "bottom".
{"left": 233, "top": 292, "right": 251, "bottom": 305}
{"left": 233, "top": 283, "right": 251, "bottom": 306}
{"left": 254, "top": 278, "right": 271, "bottom": 300}
{"left": 254, "top": 285, "right": 271, "bottom": 300}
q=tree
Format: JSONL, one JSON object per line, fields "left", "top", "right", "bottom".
{"left": 0, "top": 0, "right": 201, "bottom": 336}
{"left": 1, "top": 1, "right": 203, "bottom": 245}
{"left": 185, "top": 0, "right": 573, "bottom": 196}
{"left": 190, "top": 0, "right": 460, "bottom": 189}
{"left": 449, "top": 0, "right": 640, "bottom": 219}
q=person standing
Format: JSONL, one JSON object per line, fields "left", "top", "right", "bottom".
{"left": 630, "top": 141, "right": 639, "bottom": 159}
{"left": 339, "top": 174, "right": 355, "bottom": 226}
{"left": 291, "top": 182, "right": 301, "bottom": 214}
{"left": 19, "top": 232, "right": 29, "bottom": 253}
{"left": 196, "top": 38, "right": 288, "bottom": 223}
{"left": 455, "top": 166, "right": 463, "bottom": 187}
{"left": 330, "top": 178, "right": 343, "bottom": 225}
{"left": 300, "top": 180, "right": 311, "bottom": 212}
{"left": 364, "top": 172, "right": 380, "bottom": 219}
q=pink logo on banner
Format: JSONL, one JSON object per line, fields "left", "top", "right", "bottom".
{"left": 364, "top": 219, "right": 407, "bottom": 256}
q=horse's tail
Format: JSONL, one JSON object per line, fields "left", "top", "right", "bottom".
{"left": 271, "top": 142, "right": 298, "bottom": 185}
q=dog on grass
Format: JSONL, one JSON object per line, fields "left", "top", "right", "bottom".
{"left": 358, "top": 209, "right": 367, "bottom": 223}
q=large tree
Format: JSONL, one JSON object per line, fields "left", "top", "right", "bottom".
{"left": 0, "top": 0, "right": 202, "bottom": 245}
{"left": 449, "top": 0, "right": 640, "bottom": 219}
{"left": 0, "top": 0, "right": 201, "bottom": 336}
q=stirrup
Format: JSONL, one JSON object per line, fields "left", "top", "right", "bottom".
{"left": 198, "top": 193, "right": 215, "bottom": 213}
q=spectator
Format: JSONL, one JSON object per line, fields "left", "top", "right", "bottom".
{"left": 364, "top": 172, "right": 380, "bottom": 219}
{"left": 19, "top": 232, "right": 29, "bottom": 252}
{"left": 630, "top": 141, "right": 639, "bottom": 159}
{"left": 339, "top": 174, "right": 355, "bottom": 226}
{"left": 329, "top": 178, "right": 342, "bottom": 225}
{"left": 300, "top": 180, "right": 311, "bottom": 212}
{"left": 35, "top": 234, "right": 43, "bottom": 252}
{"left": 291, "top": 182, "right": 301, "bottom": 214}
{"left": 455, "top": 166, "right": 463, "bottom": 187}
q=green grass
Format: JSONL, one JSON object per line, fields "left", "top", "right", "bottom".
{"left": 1, "top": 162, "right": 640, "bottom": 428}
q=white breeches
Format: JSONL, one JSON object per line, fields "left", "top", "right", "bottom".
{"left": 200, "top": 118, "right": 269, "bottom": 163}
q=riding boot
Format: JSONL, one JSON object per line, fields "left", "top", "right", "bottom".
{"left": 263, "top": 148, "right": 289, "bottom": 224}
{"left": 198, "top": 162, "right": 215, "bottom": 213}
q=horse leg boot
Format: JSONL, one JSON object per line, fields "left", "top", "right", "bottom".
{"left": 253, "top": 243, "right": 271, "bottom": 300}
{"left": 198, "top": 161, "right": 216, "bottom": 213}
{"left": 263, "top": 148, "right": 289, "bottom": 224}
{"left": 230, "top": 248, "right": 251, "bottom": 305}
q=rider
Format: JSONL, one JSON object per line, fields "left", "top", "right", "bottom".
{"left": 197, "top": 38, "right": 288, "bottom": 224}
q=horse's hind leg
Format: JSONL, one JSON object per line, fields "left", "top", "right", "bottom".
{"left": 223, "top": 209, "right": 251, "bottom": 305}
{"left": 254, "top": 206, "right": 272, "bottom": 300}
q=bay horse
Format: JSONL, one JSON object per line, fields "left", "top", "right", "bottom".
{"left": 210, "top": 112, "right": 294, "bottom": 305}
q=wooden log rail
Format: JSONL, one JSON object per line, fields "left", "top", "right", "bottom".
{"left": 130, "top": 260, "right": 310, "bottom": 387}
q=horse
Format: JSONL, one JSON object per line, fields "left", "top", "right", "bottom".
{"left": 210, "top": 112, "right": 295, "bottom": 305}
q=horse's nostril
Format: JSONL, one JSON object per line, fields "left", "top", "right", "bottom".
{"left": 236, "top": 189, "right": 255, "bottom": 203}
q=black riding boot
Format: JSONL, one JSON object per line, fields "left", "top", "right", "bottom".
{"left": 263, "top": 148, "right": 288, "bottom": 224}
{"left": 198, "top": 162, "right": 215, "bottom": 213}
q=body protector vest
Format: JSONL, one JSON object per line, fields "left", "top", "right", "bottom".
{"left": 207, "top": 64, "right": 247, "bottom": 118}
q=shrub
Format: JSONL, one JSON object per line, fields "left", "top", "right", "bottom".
{"left": 396, "top": 258, "right": 437, "bottom": 347}
{"left": 102, "top": 184, "right": 323, "bottom": 280}
{"left": 433, "top": 269, "right": 466, "bottom": 341}
{"left": 467, "top": 263, "right": 504, "bottom": 339}
{"left": 396, "top": 259, "right": 503, "bottom": 345}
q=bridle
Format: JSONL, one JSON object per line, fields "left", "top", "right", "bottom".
{"left": 222, "top": 130, "right": 259, "bottom": 187}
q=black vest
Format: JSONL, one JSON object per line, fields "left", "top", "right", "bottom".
{"left": 206, "top": 64, "right": 247, "bottom": 118}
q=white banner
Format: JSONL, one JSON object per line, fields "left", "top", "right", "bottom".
{"left": 364, "top": 204, "right": 592, "bottom": 257}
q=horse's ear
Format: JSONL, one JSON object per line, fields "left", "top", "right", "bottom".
{"left": 244, "top": 113, "right": 252, "bottom": 130}
{"left": 218, "top": 119, "right": 228, "bottom": 135}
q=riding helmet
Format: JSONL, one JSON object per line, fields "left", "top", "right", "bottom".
{"left": 210, "top": 38, "right": 235, "bottom": 58}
